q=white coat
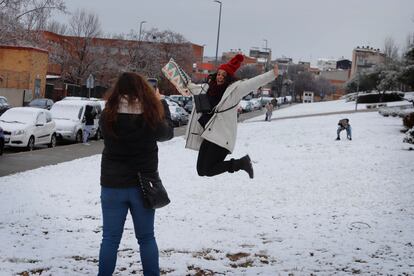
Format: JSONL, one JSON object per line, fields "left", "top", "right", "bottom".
{"left": 184, "top": 69, "right": 276, "bottom": 153}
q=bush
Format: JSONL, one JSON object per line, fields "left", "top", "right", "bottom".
{"left": 357, "top": 92, "right": 403, "bottom": 103}
{"left": 403, "top": 112, "right": 414, "bottom": 129}
{"left": 403, "top": 128, "right": 414, "bottom": 145}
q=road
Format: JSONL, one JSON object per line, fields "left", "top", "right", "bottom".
{"left": 0, "top": 107, "right": 377, "bottom": 177}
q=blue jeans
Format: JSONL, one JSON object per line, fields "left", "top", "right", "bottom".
{"left": 98, "top": 186, "right": 159, "bottom": 276}
{"left": 83, "top": 125, "right": 93, "bottom": 143}
{"left": 337, "top": 126, "right": 352, "bottom": 139}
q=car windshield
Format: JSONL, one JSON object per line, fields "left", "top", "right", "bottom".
{"left": 0, "top": 109, "right": 36, "bottom": 124}
{"left": 51, "top": 104, "right": 82, "bottom": 120}
{"left": 29, "top": 99, "right": 46, "bottom": 106}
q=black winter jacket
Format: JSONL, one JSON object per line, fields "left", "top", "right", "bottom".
{"left": 100, "top": 100, "right": 174, "bottom": 188}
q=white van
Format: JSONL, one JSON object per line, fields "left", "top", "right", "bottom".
{"left": 50, "top": 100, "right": 102, "bottom": 142}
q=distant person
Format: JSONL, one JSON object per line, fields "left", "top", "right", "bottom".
{"left": 83, "top": 105, "right": 95, "bottom": 145}
{"left": 265, "top": 102, "right": 273, "bottom": 121}
{"left": 98, "top": 72, "right": 173, "bottom": 276}
{"left": 271, "top": 98, "right": 278, "bottom": 108}
{"left": 336, "top": 118, "right": 352, "bottom": 140}
{"left": 172, "top": 54, "right": 279, "bottom": 179}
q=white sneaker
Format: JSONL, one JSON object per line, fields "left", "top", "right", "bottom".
{"left": 83, "top": 143, "right": 90, "bottom": 146}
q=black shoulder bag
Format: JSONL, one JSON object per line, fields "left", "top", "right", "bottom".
{"left": 138, "top": 171, "right": 170, "bottom": 209}
{"left": 193, "top": 93, "right": 212, "bottom": 113}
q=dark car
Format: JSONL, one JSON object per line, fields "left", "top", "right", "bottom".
{"left": 184, "top": 99, "right": 193, "bottom": 113}
{"left": 28, "top": 98, "right": 54, "bottom": 110}
{"left": 168, "top": 105, "right": 189, "bottom": 127}
{"left": 0, "top": 126, "right": 4, "bottom": 155}
{"left": 0, "top": 96, "right": 10, "bottom": 115}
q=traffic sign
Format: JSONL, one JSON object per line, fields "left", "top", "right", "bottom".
{"left": 86, "top": 74, "right": 95, "bottom": 89}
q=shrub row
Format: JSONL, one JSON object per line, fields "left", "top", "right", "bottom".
{"left": 357, "top": 93, "right": 403, "bottom": 104}
{"left": 403, "top": 112, "right": 414, "bottom": 129}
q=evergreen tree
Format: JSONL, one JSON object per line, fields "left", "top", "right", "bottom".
{"left": 400, "top": 47, "right": 414, "bottom": 89}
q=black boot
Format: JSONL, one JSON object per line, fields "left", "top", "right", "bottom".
{"left": 336, "top": 137, "right": 340, "bottom": 140}
{"left": 238, "top": 155, "right": 254, "bottom": 179}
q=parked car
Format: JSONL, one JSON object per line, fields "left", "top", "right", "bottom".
{"left": 0, "top": 107, "right": 57, "bottom": 151}
{"left": 28, "top": 98, "right": 54, "bottom": 110}
{"left": 0, "top": 126, "right": 4, "bottom": 155}
{"left": 169, "top": 95, "right": 191, "bottom": 107}
{"left": 249, "top": 98, "right": 262, "bottom": 111}
{"left": 164, "top": 97, "right": 180, "bottom": 107}
{"left": 62, "top": 96, "right": 89, "bottom": 101}
{"left": 184, "top": 99, "right": 193, "bottom": 113}
{"left": 50, "top": 99, "right": 102, "bottom": 142}
{"left": 0, "top": 96, "right": 10, "bottom": 115}
{"left": 239, "top": 100, "right": 253, "bottom": 113}
{"left": 169, "top": 105, "right": 189, "bottom": 127}
{"left": 259, "top": 96, "right": 275, "bottom": 107}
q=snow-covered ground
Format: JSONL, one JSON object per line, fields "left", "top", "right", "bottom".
{"left": 249, "top": 99, "right": 413, "bottom": 120}
{"left": 1, "top": 101, "right": 413, "bottom": 275}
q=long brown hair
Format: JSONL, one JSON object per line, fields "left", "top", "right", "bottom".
{"left": 103, "top": 72, "right": 165, "bottom": 135}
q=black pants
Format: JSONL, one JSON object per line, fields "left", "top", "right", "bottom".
{"left": 197, "top": 139, "right": 235, "bottom": 177}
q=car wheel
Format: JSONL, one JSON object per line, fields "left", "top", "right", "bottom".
{"left": 75, "top": 130, "right": 83, "bottom": 143}
{"left": 48, "top": 134, "right": 57, "bottom": 148}
{"left": 94, "top": 129, "right": 101, "bottom": 140}
{"left": 0, "top": 139, "right": 4, "bottom": 155}
{"left": 27, "top": 136, "right": 35, "bottom": 151}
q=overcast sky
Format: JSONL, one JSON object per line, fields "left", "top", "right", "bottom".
{"left": 61, "top": 0, "right": 414, "bottom": 65}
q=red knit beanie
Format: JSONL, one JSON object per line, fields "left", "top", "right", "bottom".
{"left": 218, "top": 54, "right": 244, "bottom": 75}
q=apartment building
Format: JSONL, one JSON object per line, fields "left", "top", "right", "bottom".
{"left": 350, "top": 46, "right": 385, "bottom": 77}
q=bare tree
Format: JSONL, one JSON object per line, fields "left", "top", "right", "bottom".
{"left": 69, "top": 9, "right": 101, "bottom": 38}
{"left": 64, "top": 9, "right": 102, "bottom": 85}
{"left": 0, "top": 0, "right": 66, "bottom": 45}
{"left": 293, "top": 71, "right": 314, "bottom": 101}
{"left": 122, "top": 28, "right": 194, "bottom": 93}
{"left": 313, "top": 77, "right": 335, "bottom": 99}
{"left": 46, "top": 20, "right": 67, "bottom": 35}
{"left": 237, "top": 64, "right": 261, "bottom": 80}
{"left": 383, "top": 36, "right": 399, "bottom": 63}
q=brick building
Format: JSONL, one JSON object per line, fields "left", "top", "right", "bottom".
{"left": 0, "top": 45, "right": 48, "bottom": 106}
{"left": 40, "top": 31, "right": 204, "bottom": 97}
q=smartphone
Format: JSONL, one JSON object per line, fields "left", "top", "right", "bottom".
{"left": 147, "top": 78, "right": 158, "bottom": 90}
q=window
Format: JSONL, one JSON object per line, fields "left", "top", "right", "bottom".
{"left": 78, "top": 106, "right": 84, "bottom": 120}
{"left": 36, "top": 112, "right": 47, "bottom": 125}
{"left": 45, "top": 112, "right": 52, "bottom": 123}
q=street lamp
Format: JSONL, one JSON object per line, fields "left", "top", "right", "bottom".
{"left": 139, "top": 20, "right": 147, "bottom": 41}
{"left": 263, "top": 38, "right": 269, "bottom": 70}
{"left": 263, "top": 39, "right": 268, "bottom": 50}
{"left": 213, "top": 0, "right": 222, "bottom": 66}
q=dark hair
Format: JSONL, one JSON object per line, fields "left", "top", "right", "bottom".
{"left": 103, "top": 72, "right": 165, "bottom": 135}
{"left": 207, "top": 72, "right": 238, "bottom": 87}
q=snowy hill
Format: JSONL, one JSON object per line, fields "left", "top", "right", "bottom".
{"left": 0, "top": 101, "right": 413, "bottom": 275}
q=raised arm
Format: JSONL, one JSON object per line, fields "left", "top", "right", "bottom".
{"left": 154, "top": 99, "right": 174, "bottom": 142}
{"left": 236, "top": 64, "right": 279, "bottom": 98}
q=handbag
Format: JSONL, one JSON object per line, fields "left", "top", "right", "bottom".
{"left": 193, "top": 93, "right": 212, "bottom": 113}
{"left": 138, "top": 172, "right": 170, "bottom": 209}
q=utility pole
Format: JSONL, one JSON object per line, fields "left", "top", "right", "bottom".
{"left": 355, "top": 72, "right": 360, "bottom": 111}
{"left": 139, "top": 20, "right": 147, "bottom": 42}
{"left": 213, "top": 0, "right": 222, "bottom": 67}
{"left": 263, "top": 38, "right": 269, "bottom": 70}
